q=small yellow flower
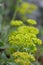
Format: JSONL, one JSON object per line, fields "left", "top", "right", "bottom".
{"left": 37, "top": 39, "right": 42, "bottom": 45}
{"left": 15, "top": 58, "right": 20, "bottom": 63}
{"left": 32, "top": 38, "right": 42, "bottom": 45}
{"left": 27, "top": 19, "right": 37, "bottom": 25}
{"left": 29, "top": 26, "right": 39, "bottom": 35}
{"left": 10, "top": 20, "right": 23, "bottom": 26}
{"left": 12, "top": 52, "right": 35, "bottom": 65}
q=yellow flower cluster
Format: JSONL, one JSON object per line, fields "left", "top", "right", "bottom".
{"left": 32, "top": 38, "right": 42, "bottom": 45}
{"left": 12, "top": 52, "right": 35, "bottom": 65}
{"left": 18, "top": 2, "right": 37, "bottom": 15}
{"left": 8, "top": 33, "right": 25, "bottom": 46}
{"left": 8, "top": 19, "right": 42, "bottom": 65}
{"left": 8, "top": 25, "right": 42, "bottom": 53}
{"left": 10, "top": 20, "right": 23, "bottom": 26}
{"left": 18, "top": 25, "right": 39, "bottom": 35}
{"left": 28, "top": 4, "right": 37, "bottom": 14}
{"left": 27, "top": 19, "right": 37, "bottom": 25}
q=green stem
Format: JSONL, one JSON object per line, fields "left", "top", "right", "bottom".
{"left": 12, "top": 0, "right": 22, "bottom": 20}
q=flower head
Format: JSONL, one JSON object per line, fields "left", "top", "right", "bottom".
{"left": 10, "top": 20, "right": 23, "bottom": 26}
{"left": 12, "top": 52, "right": 35, "bottom": 65}
{"left": 27, "top": 19, "right": 37, "bottom": 25}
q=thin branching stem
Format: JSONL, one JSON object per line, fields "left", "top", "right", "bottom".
{"left": 12, "top": 0, "right": 22, "bottom": 20}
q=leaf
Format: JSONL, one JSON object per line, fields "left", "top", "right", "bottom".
{"left": 0, "top": 41, "right": 4, "bottom": 47}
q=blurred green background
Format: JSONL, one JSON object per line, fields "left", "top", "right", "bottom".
{"left": 0, "top": 0, "right": 43, "bottom": 65}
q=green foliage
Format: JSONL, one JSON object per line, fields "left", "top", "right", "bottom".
{"left": 0, "top": 41, "right": 4, "bottom": 47}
